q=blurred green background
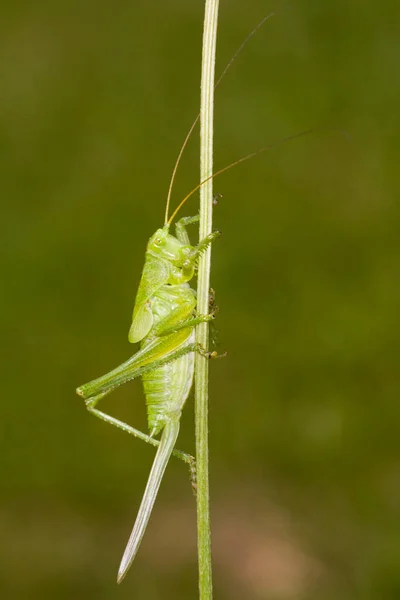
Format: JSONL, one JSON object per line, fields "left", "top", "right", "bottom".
{"left": 1, "top": 0, "right": 399, "bottom": 598}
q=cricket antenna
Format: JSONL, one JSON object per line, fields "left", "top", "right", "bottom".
{"left": 167, "top": 129, "right": 314, "bottom": 225}
{"left": 164, "top": 13, "right": 276, "bottom": 224}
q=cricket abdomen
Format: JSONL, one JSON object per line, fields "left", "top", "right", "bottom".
{"left": 142, "top": 331, "right": 195, "bottom": 435}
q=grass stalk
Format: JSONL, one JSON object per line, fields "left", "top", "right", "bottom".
{"left": 195, "top": 1, "right": 220, "bottom": 599}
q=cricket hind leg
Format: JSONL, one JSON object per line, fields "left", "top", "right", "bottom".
{"left": 77, "top": 334, "right": 219, "bottom": 401}
{"left": 85, "top": 392, "right": 196, "bottom": 470}
{"left": 81, "top": 340, "right": 223, "bottom": 481}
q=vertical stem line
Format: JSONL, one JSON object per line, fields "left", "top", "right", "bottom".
{"left": 195, "top": 1, "right": 219, "bottom": 599}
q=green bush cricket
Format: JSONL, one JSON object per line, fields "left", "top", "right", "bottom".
{"left": 77, "top": 207, "right": 220, "bottom": 582}
{"left": 76, "top": 14, "right": 312, "bottom": 583}
{"left": 77, "top": 139, "right": 311, "bottom": 584}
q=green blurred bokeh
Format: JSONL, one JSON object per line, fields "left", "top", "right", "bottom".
{"left": 2, "top": 1, "right": 400, "bottom": 598}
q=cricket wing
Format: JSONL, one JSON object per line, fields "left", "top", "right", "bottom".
{"left": 128, "top": 255, "right": 169, "bottom": 343}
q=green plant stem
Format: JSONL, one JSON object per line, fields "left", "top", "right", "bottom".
{"left": 195, "top": 1, "right": 219, "bottom": 599}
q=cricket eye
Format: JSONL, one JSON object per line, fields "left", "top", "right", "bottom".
{"left": 154, "top": 237, "right": 163, "bottom": 246}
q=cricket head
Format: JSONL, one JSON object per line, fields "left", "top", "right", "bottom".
{"left": 147, "top": 225, "right": 191, "bottom": 266}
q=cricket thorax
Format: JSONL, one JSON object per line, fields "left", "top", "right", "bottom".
{"left": 150, "top": 284, "right": 196, "bottom": 326}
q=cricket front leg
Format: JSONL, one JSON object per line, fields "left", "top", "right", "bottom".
{"left": 175, "top": 210, "right": 220, "bottom": 245}
{"left": 193, "top": 230, "right": 221, "bottom": 258}
{"left": 175, "top": 215, "right": 200, "bottom": 245}
{"left": 175, "top": 214, "right": 199, "bottom": 244}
